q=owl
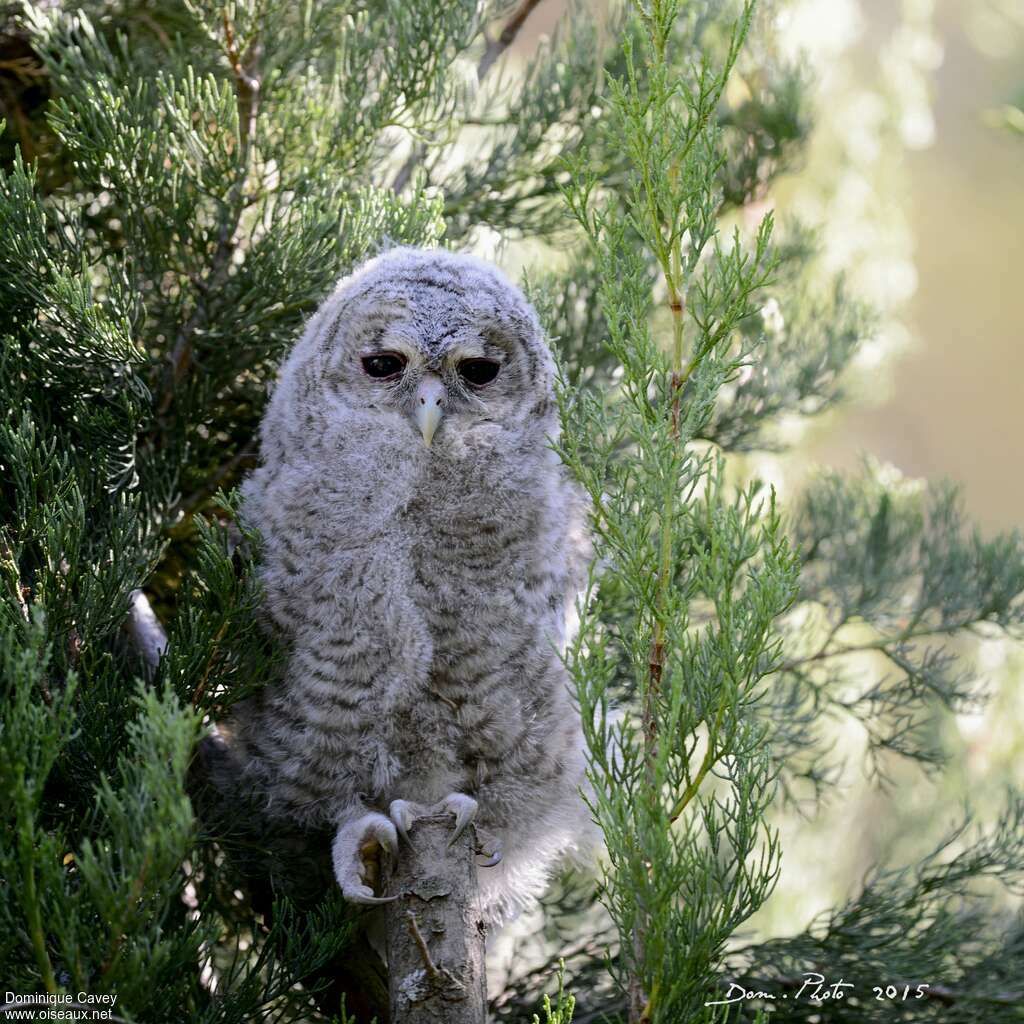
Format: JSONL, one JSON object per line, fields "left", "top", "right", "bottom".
{"left": 215, "top": 246, "right": 594, "bottom": 923}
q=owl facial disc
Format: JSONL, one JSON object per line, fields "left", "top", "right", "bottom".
{"left": 415, "top": 374, "right": 445, "bottom": 446}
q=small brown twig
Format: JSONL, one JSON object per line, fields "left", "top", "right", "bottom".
{"left": 406, "top": 910, "right": 441, "bottom": 980}
{"left": 190, "top": 619, "right": 229, "bottom": 709}
{"left": 476, "top": 0, "right": 545, "bottom": 79}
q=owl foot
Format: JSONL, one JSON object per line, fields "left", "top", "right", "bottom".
{"left": 388, "top": 798, "right": 427, "bottom": 847}
{"left": 332, "top": 812, "right": 400, "bottom": 906}
{"left": 388, "top": 793, "right": 492, "bottom": 862}
{"left": 430, "top": 791, "right": 478, "bottom": 847}
{"left": 475, "top": 827, "right": 503, "bottom": 868}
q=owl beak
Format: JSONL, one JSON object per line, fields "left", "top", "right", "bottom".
{"left": 414, "top": 375, "right": 445, "bottom": 446}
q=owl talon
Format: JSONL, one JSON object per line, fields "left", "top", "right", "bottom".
{"left": 431, "top": 791, "right": 478, "bottom": 847}
{"left": 342, "top": 884, "right": 400, "bottom": 906}
{"left": 389, "top": 798, "right": 423, "bottom": 847}
{"left": 332, "top": 811, "right": 399, "bottom": 905}
{"left": 475, "top": 829, "right": 503, "bottom": 868}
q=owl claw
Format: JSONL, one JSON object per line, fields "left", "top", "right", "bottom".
{"left": 388, "top": 799, "right": 422, "bottom": 847}
{"left": 332, "top": 812, "right": 399, "bottom": 905}
{"left": 475, "top": 829, "right": 503, "bottom": 868}
{"left": 342, "top": 884, "right": 400, "bottom": 906}
{"left": 431, "top": 792, "right": 478, "bottom": 847}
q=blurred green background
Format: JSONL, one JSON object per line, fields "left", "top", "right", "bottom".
{"left": 798, "top": 0, "right": 1024, "bottom": 534}
{"left": 750, "top": 0, "right": 1024, "bottom": 940}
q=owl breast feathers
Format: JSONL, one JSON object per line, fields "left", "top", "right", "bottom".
{"left": 220, "top": 246, "right": 595, "bottom": 923}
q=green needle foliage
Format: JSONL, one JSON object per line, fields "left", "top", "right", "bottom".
{"left": 556, "top": 3, "right": 801, "bottom": 1020}
{"left": 1, "top": 0, "right": 1023, "bottom": 1022}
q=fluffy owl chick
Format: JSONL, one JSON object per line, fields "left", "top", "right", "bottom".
{"left": 221, "top": 246, "right": 595, "bottom": 923}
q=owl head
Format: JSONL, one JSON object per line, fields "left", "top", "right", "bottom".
{"left": 264, "top": 248, "right": 557, "bottom": 461}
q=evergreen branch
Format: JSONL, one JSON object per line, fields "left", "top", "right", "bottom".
{"left": 20, "top": 823, "right": 58, "bottom": 995}
{"left": 390, "top": 0, "right": 545, "bottom": 194}
{"left": 777, "top": 614, "right": 987, "bottom": 674}
{"left": 189, "top": 617, "right": 228, "bottom": 709}
{"left": 157, "top": 7, "right": 262, "bottom": 420}
{"left": 98, "top": 852, "right": 151, "bottom": 980}
{"left": 667, "top": 701, "right": 726, "bottom": 824}
{"left": 491, "top": 938, "right": 607, "bottom": 1011}
{"left": 170, "top": 444, "right": 259, "bottom": 522}
{"left": 769, "top": 468, "right": 1024, "bottom": 783}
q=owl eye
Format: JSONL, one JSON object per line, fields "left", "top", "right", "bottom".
{"left": 361, "top": 352, "right": 406, "bottom": 379}
{"left": 458, "top": 358, "right": 500, "bottom": 386}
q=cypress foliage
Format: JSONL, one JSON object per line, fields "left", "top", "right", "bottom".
{"left": 1, "top": 1, "right": 1021, "bottom": 1022}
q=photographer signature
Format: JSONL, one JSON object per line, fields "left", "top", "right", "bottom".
{"left": 705, "top": 972, "right": 931, "bottom": 1006}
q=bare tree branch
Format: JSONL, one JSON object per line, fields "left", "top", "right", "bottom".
{"left": 383, "top": 813, "right": 487, "bottom": 1023}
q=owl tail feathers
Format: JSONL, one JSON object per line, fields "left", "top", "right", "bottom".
{"left": 187, "top": 723, "right": 340, "bottom": 912}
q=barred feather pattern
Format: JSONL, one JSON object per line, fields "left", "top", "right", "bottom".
{"left": 220, "top": 247, "right": 595, "bottom": 922}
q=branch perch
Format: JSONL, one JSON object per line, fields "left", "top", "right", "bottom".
{"left": 383, "top": 813, "right": 487, "bottom": 1023}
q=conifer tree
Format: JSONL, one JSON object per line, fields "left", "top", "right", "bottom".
{"left": 1, "top": 1, "right": 1022, "bottom": 1022}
